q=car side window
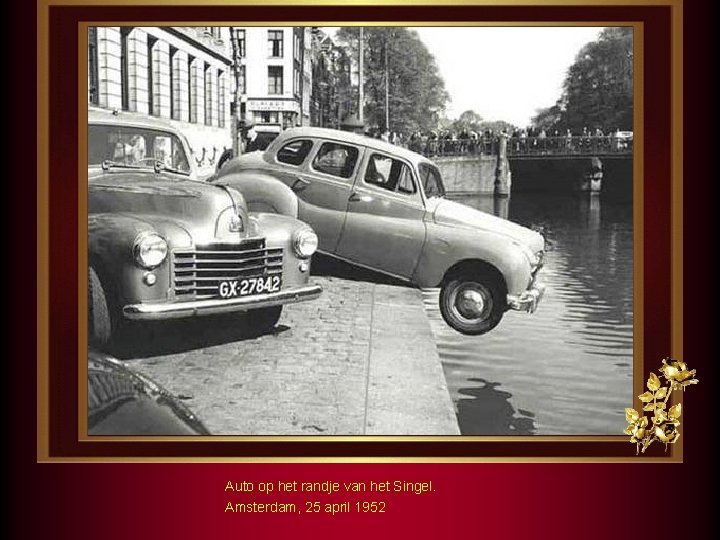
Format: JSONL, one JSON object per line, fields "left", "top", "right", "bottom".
{"left": 276, "top": 139, "right": 313, "bottom": 166}
{"left": 311, "top": 142, "right": 359, "bottom": 179}
{"left": 364, "top": 153, "right": 417, "bottom": 195}
{"left": 419, "top": 163, "right": 445, "bottom": 198}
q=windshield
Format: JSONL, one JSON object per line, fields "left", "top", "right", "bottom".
{"left": 89, "top": 124, "right": 191, "bottom": 174}
{"left": 418, "top": 163, "right": 446, "bottom": 198}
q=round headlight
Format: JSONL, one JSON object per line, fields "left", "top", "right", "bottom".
{"left": 133, "top": 232, "right": 168, "bottom": 269}
{"left": 293, "top": 229, "right": 318, "bottom": 259}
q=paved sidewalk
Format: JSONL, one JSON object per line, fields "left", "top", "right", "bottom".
{"left": 125, "top": 276, "right": 459, "bottom": 435}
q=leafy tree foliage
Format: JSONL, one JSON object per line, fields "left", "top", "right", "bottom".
{"left": 539, "top": 27, "right": 634, "bottom": 132}
{"left": 311, "top": 33, "right": 354, "bottom": 129}
{"left": 451, "top": 110, "right": 484, "bottom": 132}
{"left": 337, "top": 27, "right": 449, "bottom": 133}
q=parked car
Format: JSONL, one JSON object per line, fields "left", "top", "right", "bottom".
{"left": 213, "top": 127, "right": 545, "bottom": 335}
{"left": 88, "top": 349, "right": 209, "bottom": 435}
{"left": 87, "top": 110, "right": 322, "bottom": 347}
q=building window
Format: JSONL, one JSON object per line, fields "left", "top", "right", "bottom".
{"left": 268, "top": 66, "right": 283, "bottom": 95}
{"left": 147, "top": 36, "right": 158, "bottom": 115}
{"left": 239, "top": 65, "right": 246, "bottom": 95}
{"left": 255, "top": 111, "right": 279, "bottom": 124}
{"left": 218, "top": 70, "right": 225, "bottom": 128}
{"left": 88, "top": 27, "right": 99, "bottom": 104}
{"left": 294, "top": 68, "right": 300, "bottom": 96}
{"left": 204, "top": 63, "right": 212, "bottom": 126}
{"left": 188, "top": 55, "right": 195, "bottom": 122}
{"left": 120, "top": 27, "right": 132, "bottom": 111}
{"left": 294, "top": 31, "right": 301, "bottom": 61}
{"left": 268, "top": 30, "right": 283, "bottom": 58}
{"left": 169, "top": 46, "right": 177, "bottom": 120}
{"left": 237, "top": 29, "right": 245, "bottom": 58}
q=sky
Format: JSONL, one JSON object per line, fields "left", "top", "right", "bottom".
{"left": 326, "top": 26, "right": 603, "bottom": 128}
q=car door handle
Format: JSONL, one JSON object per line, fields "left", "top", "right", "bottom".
{"left": 348, "top": 192, "right": 372, "bottom": 202}
{"left": 291, "top": 176, "right": 311, "bottom": 192}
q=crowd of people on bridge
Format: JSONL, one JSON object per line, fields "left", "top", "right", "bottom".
{"left": 361, "top": 125, "right": 633, "bottom": 157}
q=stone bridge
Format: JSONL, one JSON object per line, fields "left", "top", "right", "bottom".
{"left": 429, "top": 135, "right": 633, "bottom": 195}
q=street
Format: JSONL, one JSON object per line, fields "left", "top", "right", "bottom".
{"left": 120, "top": 274, "right": 459, "bottom": 436}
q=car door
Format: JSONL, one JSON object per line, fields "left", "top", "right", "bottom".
{"left": 335, "top": 150, "right": 427, "bottom": 280}
{"left": 270, "top": 138, "right": 363, "bottom": 253}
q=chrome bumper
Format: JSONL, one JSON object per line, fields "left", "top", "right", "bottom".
{"left": 507, "top": 283, "right": 545, "bottom": 314}
{"left": 123, "top": 284, "right": 323, "bottom": 321}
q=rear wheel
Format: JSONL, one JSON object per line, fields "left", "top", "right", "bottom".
{"left": 247, "top": 306, "right": 283, "bottom": 335}
{"left": 439, "top": 270, "right": 506, "bottom": 335}
{"left": 88, "top": 266, "right": 113, "bottom": 347}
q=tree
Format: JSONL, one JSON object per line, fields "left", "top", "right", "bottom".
{"left": 556, "top": 27, "right": 634, "bottom": 132}
{"left": 310, "top": 30, "right": 354, "bottom": 129}
{"left": 452, "top": 110, "right": 484, "bottom": 132}
{"left": 336, "top": 27, "right": 449, "bottom": 133}
{"left": 531, "top": 103, "right": 563, "bottom": 131}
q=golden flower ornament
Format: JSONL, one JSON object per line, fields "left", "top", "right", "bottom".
{"left": 625, "top": 358, "right": 698, "bottom": 454}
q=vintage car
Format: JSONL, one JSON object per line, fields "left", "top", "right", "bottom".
{"left": 213, "top": 127, "right": 545, "bottom": 335}
{"left": 88, "top": 110, "right": 322, "bottom": 347}
{"left": 88, "top": 349, "right": 210, "bottom": 435}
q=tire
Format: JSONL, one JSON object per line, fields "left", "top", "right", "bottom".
{"left": 247, "top": 306, "right": 283, "bottom": 334}
{"left": 439, "top": 271, "right": 506, "bottom": 335}
{"left": 88, "top": 266, "right": 113, "bottom": 347}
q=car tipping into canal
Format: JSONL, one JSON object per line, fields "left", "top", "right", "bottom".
{"left": 213, "top": 126, "right": 545, "bottom": 335}
{"left": 87, "top": 110, "right": 322, "bottom": 348}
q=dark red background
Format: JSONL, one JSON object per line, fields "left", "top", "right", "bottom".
{"left": 18, "top": 2, "right": 713, "bottom": 537}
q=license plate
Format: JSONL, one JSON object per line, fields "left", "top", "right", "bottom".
{"left": 218, "top": 275, "right": 282, "bottom": 299}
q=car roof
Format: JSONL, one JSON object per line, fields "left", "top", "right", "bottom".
{"left": 270, "top": 127, "right": 434, "bottom": 166}
{"left": 88, "top": 107, "right": 181, "bottom": 133}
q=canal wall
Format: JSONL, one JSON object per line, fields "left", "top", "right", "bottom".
{"left": 435, "top": 155, "right": 497, "bottom": 194}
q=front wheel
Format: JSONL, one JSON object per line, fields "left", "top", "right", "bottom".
{"left": 246, "top": 306, "right": 283, "bottom": 335}
{"left": 439, "top": 273, "right": 506, "bottom": 335}
{"left": 88, "top": 266, "right": 113, "bottom": 347}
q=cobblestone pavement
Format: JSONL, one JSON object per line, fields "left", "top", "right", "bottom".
{"left": 117, "top": 274, "right": 459, "bottom": 435}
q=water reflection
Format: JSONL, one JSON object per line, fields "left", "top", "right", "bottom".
{"left": 426, "top": 192, "right": 633, "bottom": 435}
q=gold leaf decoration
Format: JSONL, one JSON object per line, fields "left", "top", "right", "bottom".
{"left": 625, "top": 408, "right": 640, "bottom": 423}
{"left": 625, "top": 358, "right": 698, "bottom": 454}
{"left": 668, "top": 403, "right": 682, "bottom": 421}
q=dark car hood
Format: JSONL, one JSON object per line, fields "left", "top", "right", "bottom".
{"left": 89, "top": 169, "right": 242, "bottom": 241}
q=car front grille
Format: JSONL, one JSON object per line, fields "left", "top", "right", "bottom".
{"left": 173, "top": 239, "right": 283, "bottom": 300}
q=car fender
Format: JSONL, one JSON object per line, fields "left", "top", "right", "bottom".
{"left": 412, "top": 222, "right": 532, "bottom": 294}
{"left": 249, "top": 212, "right": 317, "bottom": 288}
{"left": 213, "top": 172, "right": 299, "bottom": 219}
{"left": 88, "top": 213, "right": 192, "bottom": 305}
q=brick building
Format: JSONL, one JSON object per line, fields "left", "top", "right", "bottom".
{"left": 87, "top": 26, "right": 233, "bottom": 177}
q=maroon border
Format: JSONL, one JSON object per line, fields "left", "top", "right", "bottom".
{"left": 46, "top": 4, "right": 671, "bottom": 458}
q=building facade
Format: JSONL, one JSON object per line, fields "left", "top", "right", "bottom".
{"left": 87, "top": 26, "right": 233, "bottom": 177}
{"left": 234, "top": 27, "right": 312, "bottom": 131}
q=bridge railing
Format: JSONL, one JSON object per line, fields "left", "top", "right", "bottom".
{"left": 414, "top": 135, "right": 633, "bottom": 158}
{"left": 413, "top": 138, "right": 498, "bottom": 158}
{"left": 507, "top": 136, "right": 633, "bottom": 157}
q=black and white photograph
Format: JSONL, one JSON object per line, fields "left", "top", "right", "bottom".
{"left": 86, "top": 25, "right": 634, "bottom": 437}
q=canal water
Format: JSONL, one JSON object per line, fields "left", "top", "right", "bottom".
{"left": 422, "top": 192, "right": 634, "bottom": 435}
